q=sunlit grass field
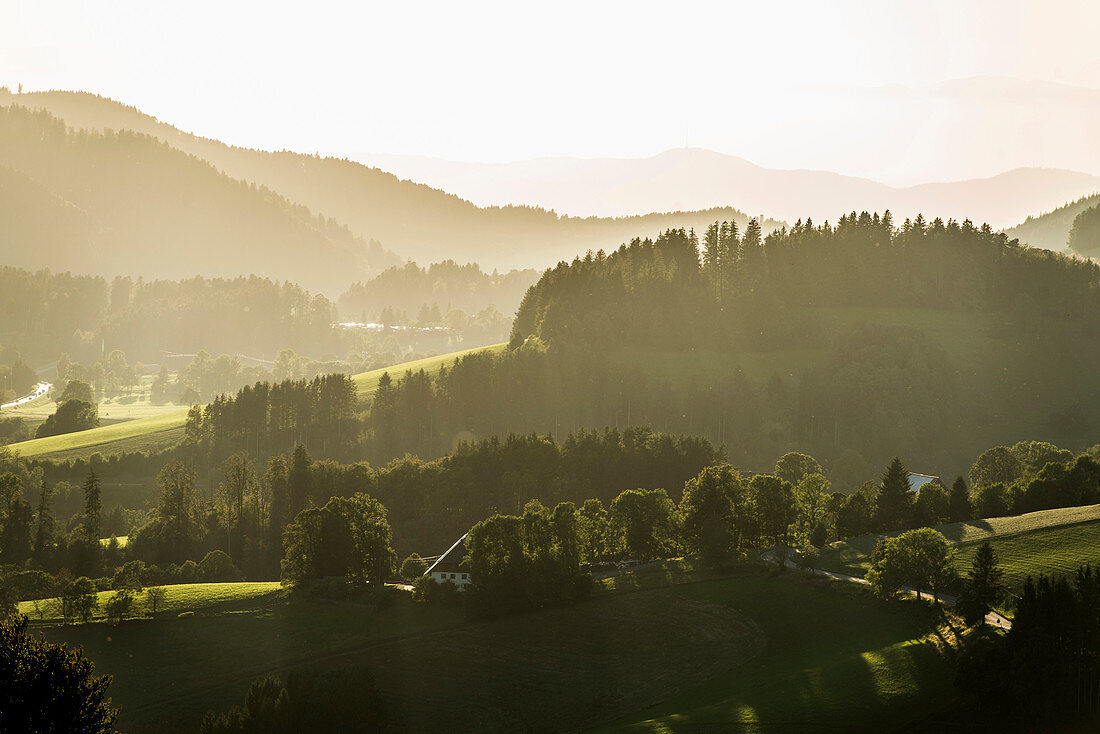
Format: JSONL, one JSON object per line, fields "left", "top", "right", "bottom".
{"left": 350, "top": 342, "right": 506, "bottom": 397}
{"left": 818, "top": 503, "right": 1100, "bottom": 591}
{"left": 6, "top": 344, "right": 506, "bottom": 462}
{"left": 18, "top": 581, "right": 284, "bottom": 622}
{"left": 8, "top": 409, "right": 190, "bottom": 461}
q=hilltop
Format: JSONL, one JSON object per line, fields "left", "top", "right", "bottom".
{"left": 0, "top": 104, "right": 398, "bottom": 294}
{"left": 0, "top": 89, "right": 782, "bottom": 270}
{"left": 360, "top": 146, "right": 1100, "bottom": 231}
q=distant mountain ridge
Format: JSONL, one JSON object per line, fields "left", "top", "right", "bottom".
{"left": 0, "top": 104, "right": 399, "bottom": 294}
{"left": 0, "top": 90, "right": 782, "bottom": 271}
{"left": 356, "top": 147, "right": 1100, "bottom": 234}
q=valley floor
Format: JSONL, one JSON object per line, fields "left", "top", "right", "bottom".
{"left": 36, "top": 564, "right": 957, "bottom": 734}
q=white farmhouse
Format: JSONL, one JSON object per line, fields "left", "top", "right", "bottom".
{"left": 908, "top": 472, "right": 941, "bottom": 492}
{"left": 425, "top": 533, "right": 472, "bottom": 590}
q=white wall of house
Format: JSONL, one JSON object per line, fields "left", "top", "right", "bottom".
{"left": 431, "top": 570, "right": 472, "bottom": 590}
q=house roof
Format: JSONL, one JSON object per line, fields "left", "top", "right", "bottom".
{"left": 425, "top": 533, "right": 468, "bottom": 575}
{"left": 908, "top": 473, "right": 940, "bottom": 492}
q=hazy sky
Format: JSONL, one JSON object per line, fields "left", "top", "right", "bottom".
{"left": 4, "top": 0, "right": 1100, "bottom": 183}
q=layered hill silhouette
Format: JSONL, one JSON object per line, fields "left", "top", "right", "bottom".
{"left": 0, "top": 90, "right": 781, "bottom": 272}
{"left": 0, "top": 103, "right": 399, "bottom": 294}
{"left": 1004, "top": 193, "right": 1100, "bottom": 254}
{"left": 359, "top": 147, "right": 1100, "bottom": 236}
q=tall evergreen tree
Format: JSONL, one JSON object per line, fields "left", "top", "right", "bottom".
{"left": 82, "top": 469, "right": 102, "bottom": 540}
{"left": 948, "top": 475, "right": 972, "bottom": 522}
{"left": 289, "top": 444, "right": 312, "bottom": 517}
{"left": 957, "top": 541, "right": 1004, "bottom": 626}
{"left": 875, "top": 457, "right": 913, "bottom": 531}
{"left": 33, "top": 481, "right": 55, "bottom": 561}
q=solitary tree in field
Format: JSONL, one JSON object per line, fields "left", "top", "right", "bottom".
{"left": 146, "top": 586, "right": 168, "bottom": 617}
{"left": 0, "top": 614, "right": 119, "bottom": 732}
{"left": 957, "top": 542, "right": 1004, "bottom": 626}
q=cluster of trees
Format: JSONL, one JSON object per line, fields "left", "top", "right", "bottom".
{"left": 1068, "top": 201, "right": 1100, "bottom": 256}
{"left": 34, "top": 380, "right": 100, "bottom": 439}
{"left": 966, "top": 441, "right": 1100, "bottom": 517}
{"left": 511, "top": 213, "right": 1100, "bottom": 351}
{"left": 338, "top": 259, "right": 538, "bottom": 325}
{"left": 957, "top": 565, "right": 1100, "bottom": 726}
{"left": 184, "top": 374, "right": 359, "bottom": 462}
{"left": 0, "top": 345, "right": 39, "bottom": 404}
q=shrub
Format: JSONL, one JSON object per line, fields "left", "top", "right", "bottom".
{"left": 105, "top": 589, "right": 135, "bottom": 624}
{"left": 198, "top": 551, "right": 242, "bottom": 583}
{"left": 61, "top": 577, "right": 99, "bottom": 623}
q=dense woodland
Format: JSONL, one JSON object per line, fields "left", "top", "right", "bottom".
{"left": 338, "top": 260, "right": 538, "bottom": 322}
{"left": 350, "top": 215, "right": 1100, "bottom": 478}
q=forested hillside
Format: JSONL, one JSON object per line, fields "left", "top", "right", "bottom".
{"left": 362, "top": 213, "right": 1100, "bottom": 481}
{"left": 1005, "top": 192, "right": 1100, "bottom": 252}
{"left": 0, "top": 105, "right": 399, "bottom": 294}
{"left": 0, "top": 89, "right": 782, "bottom": 270}
{"left": 337, "top": 261, "right": 539, "bottom": 320}
{"left": 0, "top": 268, "right": 340, "bottom": 365}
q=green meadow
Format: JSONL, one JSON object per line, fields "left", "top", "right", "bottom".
{"left": 818, "top": 503, "right": 1100, "bottom": 592}
{"left": 6, "top": 344, "right": 506, "bottom": 462}
{"left": 34, "top": 567, "right": 956, "bottom": 734}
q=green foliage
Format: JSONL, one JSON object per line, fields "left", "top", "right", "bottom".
{"left": 866, "top": 528, "right": 956, "bottom": 601}
{"left": 0, "top": 613, "right": 119, "bottom": 732}
{"left": 104, "top": 589, "right": 134, "bottom": 624}
{"left": 774, "top": 452, "right": 823, "bottom": 486}
{"left": 875, "top": 458, "right": 913, "bottom": 531}
{"left": 59, "top": 380, "right": 95, "bottom": 405}
{"left": 399, "top": 553, "right": 428, "bottom": 581}
{"left": 466, "top": 502, "right": 590, "bottom": 614}
{"left": 678, "top": 465, "right": 742, "bottom": 564}
{"left": 34, "top": 399, "right": 100, "bottom": 439}
{"left": 956, "top": 542, "right": 1004, "bottom": 626}
{"left": 281, "top": 494, "right": 395, "bottom": 585}
{"left": 956, "top": 567, "right": 1100, "bottom": 726}
{"left": 61, "top": 577, "right": 99, "bottom": 624}
{"left": 607, "top": 488, "right": 679, "bottom": 560}
{"left": 948, "top": 476, "right": 972, "bottom": 522}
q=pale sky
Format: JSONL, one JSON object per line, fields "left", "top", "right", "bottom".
{"left": 3, "top": 0, "right": 1100, "bottom": 183}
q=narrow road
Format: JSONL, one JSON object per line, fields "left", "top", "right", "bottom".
{"left": 761, "top": 551, "right": 1011, "bottom": 631}
{"left": 1, "top": 381, "right": 52, "bottom": 410}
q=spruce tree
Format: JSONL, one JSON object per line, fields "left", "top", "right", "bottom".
{"left": 875, "top": 457, "right": 913, "bottom": 531}
{"left": 948, "top": 475, "right": 972, "bottom": 522}
{"left": 957, "top": 541, "right": 1004, "bottom": 625}
{"left": 288, "top": 444, "right": 312, "bottom": 518}
{"left": 82, "top": 469, "right": 102, "bottom": 540}
{"left": 33, "top": 482, "right": 55, "bottom": 560}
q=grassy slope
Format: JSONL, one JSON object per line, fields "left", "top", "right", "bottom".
{"left": 8, "top": 409, "right": 189, "bottom": 461}
{"left": 592, "top": 575, "right": 951, "bottom": 734}
{"left": 6, "top": 344, "right": 506, "bottom": 462}
{"left": 36, "top": 569, "right": 953, "bottom": 734}
{"left": 818, "top": 503, "right": 1100, "bottom": 589}
{"left": 18, "top": 581, "right": 283, "bottom": 622}
{"left": 351, "top": 342, "right": 506, "bottom": 397}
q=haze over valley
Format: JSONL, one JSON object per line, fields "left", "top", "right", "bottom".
{"left": 3, "top": 2, "right": 1100, "bottom": 733}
